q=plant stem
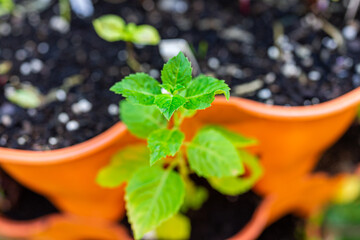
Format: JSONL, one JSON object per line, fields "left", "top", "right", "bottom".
{"left": 126, "top": 42, "right": 142, "bottom": 72}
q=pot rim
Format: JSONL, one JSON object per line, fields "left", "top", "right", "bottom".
{"left": 1, "top": 86, "right": 359, "bottom": 164}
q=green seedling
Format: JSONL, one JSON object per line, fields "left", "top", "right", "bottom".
{"left": 93, "top": 14, "right": 160, "bottom": 72}
{"left": 97, "top": 52, "right": 262, "bottom": 239}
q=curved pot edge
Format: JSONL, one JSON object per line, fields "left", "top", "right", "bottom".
{"left": 1, "top": 86, "right": 359, "bottom": 163}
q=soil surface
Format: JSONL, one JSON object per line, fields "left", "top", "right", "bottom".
{"left": 1, "top": 0, "right": 360, "bottom": 150}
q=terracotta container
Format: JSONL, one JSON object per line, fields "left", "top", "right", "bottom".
{"left": 0, "top": 87, "right": 359, "bottom": 238}
{"left": 0, "top": 124, "right": 139, "bottom": 221}
{"left": 181, "top": 87, "right": 360, "bottom": 224}
{"left": 0, "top": 213, "right": 131, "bottom": 239}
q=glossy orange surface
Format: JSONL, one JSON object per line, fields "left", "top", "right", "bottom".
{"left": 0, "top": 87, "right": 359, "bottom": 238}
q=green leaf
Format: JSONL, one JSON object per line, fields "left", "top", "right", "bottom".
{"left": 180, "top": 108, "right": 197, "bottom": 118}
{"left": 182, "top": 181, "right": 208, "bottom": 211}
{"left": 156, "top": 214, "right": 191, "bottom": 240}
{"left": 126, "top": 167, "right": 185, "bottom": 239}
{"left": 154, "top": 94, "right": 187, "bottom": 120}
{"left": 93, "top": 15, "right": 126, "bottom": 42}
{"left": 0, "top": 0, "right": 14, "bottom": 16}
{"left": 208, "top": 150, "right": 262, "bottom": 196}
{"left": 161, "top": 52, "right": 192, "bottom": 93}
{"left": 131, "top": 25, "right": 160, "bottom": 45}
{"left": 203, "top": 126, "right": 258, "bottom": 148}
{"left": 120, "top": 100, "right": 167, "bottom": 139}
{"left": 184, "top": 75, "right": 230, "bottom": 110}
{"left": 111, "top": 73, "right": 161, "bottom": 105}
{"left": 187, "top": 128, "right": 244, "bottom": 178}
{"left": 96, "top": 145, "right": 149, "bottom": 188}
{"left": 148, "top": 129, "right": 185, "bottom": 166}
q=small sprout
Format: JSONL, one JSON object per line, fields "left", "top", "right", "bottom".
{"left": 5, "top": 85, "right": 43, "bottom": 109}
{"left": 97, "top": 52, "right": 262, "bottom": 239}
{"left": 93, "top": 14, "right": 160, "bottom": 71}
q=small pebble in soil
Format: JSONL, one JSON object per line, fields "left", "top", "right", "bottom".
{"left": 48, "top": 137, "right": 58, "bottom": 146}
{"left": 27, "top": 109, "right": 37, "bottom": 117}
{"left": 58, "top": 112, "right": 70, "bottom": 124}
{"left": 117, "top": 50, "right": 128, "bottom": 61}
{"left": 108, "top": 104, "right": 119, "bottom": 116}
{"left": 342, "top": 25, "right": 358, "bottom": 41}
{"left": 17, "top": 136, "right": 27, "bottom": 146}
{"left": 265, "top": 72, "right": 276, "bottom": 84}
{"left": 282, "top": 63, "right": 301, "bottom": 77}
{"left": 20, "top": 62, "right": 32, "bottom": 75}
{"left": 1, "top": 115, "right": 12, "bottom": 127}
{"left": 30, "top": 59, "right": 43, "bottom": 73}
{"left": 15, "top": 49, "right": 27, "bottom": 61}
{"left": 257, "top": 88, "right": 272, "bottom": 99}
{"left": 0, "top": 23, "right": 11, "bottom": 36}
{"left": 295, "top": 45, "right": 311, "bottom": 59}
{"left": 71, "top": 99, "right": 92, "bottom": 114}
{"left": 66, "top": 120, "right": 80, "bottom": 132}
{"left": 322, "top": 37, "right": 337, "bottom": 50}
{"left": 353, "top": 74, "right": 360, "bottom": 87}
{"left": 208, "top": 57, "right": 220, "bottom": 70}
{"left": 55, "top": 90, "right": 67, "bottom": 102}
{"left": 267, "top": 46, "right": 280, "bottom": 60}
{"left": 49, "top": 16, "right": 70, "bottom": 34}
{"left": 355, "top": 63, "right": 360, "bottom": 74}
{"left": 312, "top": 97, "right": 320, "bottom": 104}
{"left": 308, "top": 70, "right": 321, "bottom": 81}
{"left": 37, "top": 42, "right": 50, "bottom": 54}
{"left": 149, "top": 69, "right": 160, "bottom": 79}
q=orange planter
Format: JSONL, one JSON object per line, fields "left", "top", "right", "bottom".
{"left": 0, "top": 87, "right": 359, "bottom": 238}
{"left": 181, "top": 87, "right": 360, "bottom": 224}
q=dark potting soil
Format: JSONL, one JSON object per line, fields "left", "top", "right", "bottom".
{"left": 0, "top": 168, "right": 59, "bottom": 220}
{"left": 1, "top": 0, "right": 360, "bottom": 150}
{"left": 314, "top": 120, "right": 360, "bottom": 175}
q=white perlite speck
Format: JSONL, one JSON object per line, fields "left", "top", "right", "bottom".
{"left": 56, "top": 90, "right": 67, "bottom": 102}
{"left": 66, "top": 120, "right": 80, "bottom": 131}
{"left": 267, "top": 46, "right": 280, "bottom": 60}
{"left": 48, "top": 137, "right": 58, "bottom": 145}
{"left": 1, "top": 115, "right": 12, "bottom": 127}
{"left": 20, "top": 62, "right": 32, "bottom": 75}
{"left": 17, "top": 136, "right": 27, "bottom": 145}
{"left": 30, "top": 59, "right": 43, "bottom": 73}
{"left": 208, "top": 57, "right": 220, "bottom": 70}
{"left": 308, "top": 70, "right": 321, "bottom": 81}
{"left": 108, "top": 104, "right": 119, "bottom": 116}
{"left": 257, "top": 88, "right": 272, "bottom": 99}
{"left": 58, "top": 112, "right": 70, "bottom": 123}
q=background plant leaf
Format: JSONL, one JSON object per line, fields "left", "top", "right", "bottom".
{"left": 96, "top": 145, "right": 149, "bottom": 188}
{"left": 182, "top": 181, "right": 208, "bottom": 211}
{"left": 148, "top": 128, "right": 185, "bottom": 165}
{"left": 187, "top": 128, "right": 244, "bottom": 178}
{"left": 120, "top": 100, "right": 167, "bottom": 139}
{"left": 131, "top": 25, "right": 160, "bottom": 45}
{"left": 203, "top": 126, "right": 258, "bottom": 148}
{"left": 156, "top": 214, "right": 191, "bottom": 240}
{"left": 93, "top": 14, "right": 126, "bottom": 42}
{"left": 154, "top": 94, "right": 187, "bottom": 120}
{"left": 208, "top": 150, "right": 262, "bottom": 195}
{"left": 161, "top": 52, "right": 192, "bottom": 93}
{"left": 126, "top": 167, "right": 185, "bottom": 239}
{"left": 111, "top": 73, "right": 161, "bottom": 105}
{"left": 184, "top": 75, "right": 230, "bottom": 110}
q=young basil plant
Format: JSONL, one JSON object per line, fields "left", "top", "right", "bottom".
{"left": 93, "top": 14, "right": 160, "bottom": 72}
{"left": 97, "top": 52, "right": 262, "bottom": 239}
